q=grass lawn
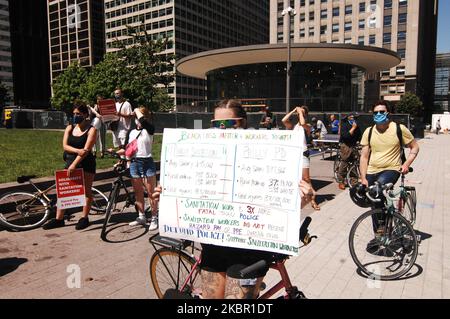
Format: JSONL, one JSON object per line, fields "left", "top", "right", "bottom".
{"left": 0, "top": 129, "right": 162, "bottom": 184}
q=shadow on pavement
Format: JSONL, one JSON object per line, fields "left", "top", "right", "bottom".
{"left": 311, "top": 179, "right": 333, "bottom": 191}
{"left": 355, "top": 263, "right": 423, "bottom": 281}
{"left": 315, "top": 194, "right": 336, "bottom": 205}
{"left": 0, "top": 257, "right": 28, "bottom": 277}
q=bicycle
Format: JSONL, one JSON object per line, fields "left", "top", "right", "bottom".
{"left": 333, "top": 144, "right": 361, "bottom": 188}
{"left": 0, "top": 175, "right": 108, "bottom": 231}
{"left": 149, "top": 217, "right": 316, "bottom": 299}
{"left": 100, "top": 152, "right": 150, "bottom": 241}
{"left": 348, "top": 170, "right": 419, "bottom": 280}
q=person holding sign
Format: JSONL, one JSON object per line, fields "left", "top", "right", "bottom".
{"left": 153, "top": 100, "right": 313, "bottom": 299}
{"left": 282, "top": 106, "right": 320, "bottom": 211}
{"left": 43, "top": 101, "right": 97, "bottom": 230}
{"left": 115, "top": 107, "right": 158, "bottom": 229}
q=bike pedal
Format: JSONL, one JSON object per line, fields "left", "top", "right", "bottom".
{"left": 416, "top": 234, "right": 422, "bottom": 243}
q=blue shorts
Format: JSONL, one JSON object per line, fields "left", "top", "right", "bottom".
{"left": 129, "top": 157, "right": 156, "bottom": 178}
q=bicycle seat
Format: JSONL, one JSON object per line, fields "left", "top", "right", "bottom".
{"left": 17, "top": 175, "right": 36, "bottom": 184}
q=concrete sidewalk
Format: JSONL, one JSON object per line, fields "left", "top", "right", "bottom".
{"left": 0, "top": 133, "right": 449, "bottom": 299}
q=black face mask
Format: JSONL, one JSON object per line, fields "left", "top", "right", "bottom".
{"left": 72, "top": 115, "right": 85, "bottom": 125}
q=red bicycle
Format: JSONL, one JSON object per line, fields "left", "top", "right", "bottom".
{"left": 149, "top": 217, "right": 316, "bottom": 299}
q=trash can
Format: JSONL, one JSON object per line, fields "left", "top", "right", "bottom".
{"left": 3, "top": 108, "right": 13, "bottom": 128}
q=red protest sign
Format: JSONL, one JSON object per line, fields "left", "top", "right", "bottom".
{"left": 55, "top": 169, "right": 86, "bottom": 209}
{"left": 98, "top": 99, "right": 118, "bottom": 122}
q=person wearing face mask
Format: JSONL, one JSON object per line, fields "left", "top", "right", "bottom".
{"left": 116, "top": 106, "right": 157, "bottom": 229}
{"left": 43, "top": 100, "right": 97, "bottom": 230}
{"left": 112, "top": 88, "right": 133, "bottom": 149}
{"left": 337, "top": 112, "right": 362, "bottom": 190}
{"left": 359, "top": 101, "right": 420, "bottom": 193}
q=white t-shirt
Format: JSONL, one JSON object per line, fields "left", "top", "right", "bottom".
{"left": 116, "top": 101, "right": 132, "bottom": 137}
{"left": 128, "top": 129, "right": 153, "bottom": 158}
{"left": 294, "top": 124, "right": 308, "bottom": 151}
{"left": 316, "top": 120, "right": 328, "bottom": 137}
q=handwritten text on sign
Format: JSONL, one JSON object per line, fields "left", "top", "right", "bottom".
{"left": 55, "top": 169, "right": 86, "bottom": 209}
{"left": 97, "top": 99, "right": 118, "bottom": 122}
{"left": 159, "top": 129, "right": 304, "bottom": 255}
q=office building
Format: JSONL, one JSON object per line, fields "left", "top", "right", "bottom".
{"left": 105, "top": 0, "right": 269, "bottom": 108}
{"left": 47, "top": 0, "right": 105, "bottom": 85}
{"left": 435, "top": 53, "right": 450, "bottom": 112}
{"left": 0, "top": 0, "right": 13, "bottom": 104}
{"left": 271, "top": 0, "right": 438, "bottom": 114}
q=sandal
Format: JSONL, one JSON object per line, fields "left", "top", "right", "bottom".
{"left": 311, "top": 201, "right": 321, "bottom": 211}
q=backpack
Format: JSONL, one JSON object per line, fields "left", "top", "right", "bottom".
{"left": 368, "top": 122, "right": 406, "bottom": 164}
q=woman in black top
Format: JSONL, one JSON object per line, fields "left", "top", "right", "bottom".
{"left": 43, "top": 100, "right": 97, "bottom": 230}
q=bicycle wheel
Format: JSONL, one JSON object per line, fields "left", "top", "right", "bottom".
{"left": 90, "top": 187, "right": 108, "bottom": 215}
{"left": 349, "top": 209, "right": 418, "bottom": 280}
{"left": 0, "top": 192, "right": 51, "bottom": 231}
{"left": 333, "top": 156, "right": 341, "bottom": 182}
{"left": 346, "top": 164, "right": 360, "bottom": 188}
{"left": 401, "top": 187, "right": 417, "bottom": 225}
{"left": 150, "top": 248, "right": 200, "bottom": 299}
{"left": 100, "top": 184, "right": 119, "bottom": 240}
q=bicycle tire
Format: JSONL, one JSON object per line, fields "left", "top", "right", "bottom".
{"left": 398, "top": 192, "right": 416, "bottom": 226}
{"left": 349, "top": 209, "right": 418, "bottom": 280}
{"left": 150, "top": 248, "right": 200, "bottom": 299}
{"left": 0, "top": 192, "right": 51, "bottom": 231}
{"left": 333, "top": 156, "right": 341, "bottom": 182}
{"left": 90, "top": 187, "right": 108, "bottom": 215}
{"left": 100, "top": 184, "right": 120, "bottom": 240}
{"left": 346, "top": 164, "right": 360, "bottom": 188}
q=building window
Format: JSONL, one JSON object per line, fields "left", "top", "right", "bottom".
{"left": 309, "top": 26, "right": 314, "bottom": 36}
{"left": 398, "top": 31, "right": 406, "bottom": 42}
{"left": 397, "top": 48, "right": 406, "bottom": 59}
{"left": 369, "top": 34, "right": 376, "bottom": 45}
{"left": 309, "top": 11, "right": 315, "bottom": 20}
{"left": 309, "top": 0, "right": 315, "bottom": 5}
{"left": 300, "top": 13, "right": 305, "bottom": 22}
{"left": 384, "top": 0, "right": 392, "bottom": 9}
{"left": 359, "top": 19, "right": 365, "bottom": 29}
{"left": 301, "top": 0, "right": 305, "bottom": 6}
{"left": 398, "top": 13, "right": 407, "bottom": 24}
{"left": 320, "top": 25, "right": 327, "bottom": 35}
{"left": 358, "top": 36, "right": 364, "bottom": 45}
{"left": 332, "top": 24, "right": 339, "bottom": 32}
{"left": 383, "top": 33, "right": 391, "bottom": 44}
{"left": 321, "top": 9, "right": 327, "bottom": 18}
{"left": 321, "top": 0, "right": 327, "bottom": 3}
{"left": 300, "top": 28, "right": 305, "bottom": 38}
{"left": 345, "top": 5, "right": 352, "bottom": 15}
{"left": 396, "top": 66, "right": 406, "bottom": 76}
{"left": 332, "top": 7, "right": 339, "bottom": 16}
{"left": 381, "top": 70, "right": 390, "bottom": 77}
{"left": 399, "top": 0, "right": 407, "bottom": 7}
{"left": 344, "top": 22, "right": 352, "bottom": 32}
{"left": 359, "top": 2, "right": 366, "bottom": 13}
{"left": 384, "top": 15, "right": 392, "bottom": 27}
{"left": 369, "top": 17, "right": 376, "bottom": 28}
{"left": 344, "top": 38, "right": 352, "bottom": 44}
{"left": 277, "top": 32, "right": 283, "bottom": 41}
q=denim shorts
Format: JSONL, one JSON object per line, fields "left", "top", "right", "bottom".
{"left": 129, "top": 157, "right": 156, "bottom": 178}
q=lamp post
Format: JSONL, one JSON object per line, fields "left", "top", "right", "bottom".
{"left": 282, "top": 6, "right": 297, "bottom": 114}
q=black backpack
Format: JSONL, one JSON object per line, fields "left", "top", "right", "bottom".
{"left": 368, "top": 122, "right": 407, "bottom": 164}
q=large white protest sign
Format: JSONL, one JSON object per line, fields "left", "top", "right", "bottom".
{"left": 159, "top": 129, "right": 304, "bottom": 255}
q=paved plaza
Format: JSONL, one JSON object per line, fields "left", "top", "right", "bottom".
{"left": 0, "top": 133, "right": 449, "bottom": 299}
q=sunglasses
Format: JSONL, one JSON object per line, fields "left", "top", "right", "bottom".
{"left": 374, "top": 111, "right": 388, "bottom": 115}
{"left": 210, "top": 118, "right": 242, "bottom": 129}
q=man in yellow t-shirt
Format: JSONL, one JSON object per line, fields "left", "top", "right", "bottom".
{"left": 359, "top": 101, "right": 420, "bottom": 195}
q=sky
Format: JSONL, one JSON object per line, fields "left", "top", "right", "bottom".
{"left": 438, "top": 0, "right": 450, "bottom": 53}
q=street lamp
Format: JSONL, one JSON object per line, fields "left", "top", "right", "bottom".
{"left": 282, "top": 6, "right": 297, "bottom": 114}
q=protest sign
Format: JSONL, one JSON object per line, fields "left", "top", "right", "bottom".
{"left": 97, "top": 99, "right": 118, "bottom": 122}
{"left": 159, "top": 129, "right": 304, "bottom": 255}
{"left": 55, "top": 169, "right": 86, "bottom": 209}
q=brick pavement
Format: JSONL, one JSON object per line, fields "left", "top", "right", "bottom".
{"left": 0, "top": 133, "right": 448, "bottom": 299}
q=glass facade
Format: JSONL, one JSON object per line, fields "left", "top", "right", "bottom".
{"left": 434, "top": 54, "right": 450, "bottom": 112}
{"left": 206, "top": 62, "right": 365, "bottom": 112}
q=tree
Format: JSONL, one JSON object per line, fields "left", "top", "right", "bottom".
{"left": 396, "top": 92, "right": 423, "bottom": 117}
{"left": 51, "top": 62, "right": 88, "bottom": 113}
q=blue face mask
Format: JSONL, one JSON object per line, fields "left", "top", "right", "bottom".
{"left": 73, "top": 115, "right": 85, "bottom": 125}
{"left": 373, "top": 112, "right": 389, "bottom": 124}
{"left": 348, "top": 120, "right": 355, "bottom": 125}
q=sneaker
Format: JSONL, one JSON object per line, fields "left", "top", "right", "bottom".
{"left": 149, "top": 216, "right": 158, "bottom": 231}
{"left": 43, "top": 218, "right": 65, "bottom": 230}
{"left": 75, "top": 217, "right": 90, "bottom": 230}
{"left": 129, "top": 215, "right": 147, "bottom": 227}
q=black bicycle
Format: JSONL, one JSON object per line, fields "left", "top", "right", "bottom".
{"left": 100, "top": 152, "right": 150, "bottom": 241}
